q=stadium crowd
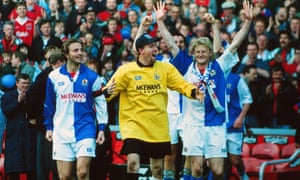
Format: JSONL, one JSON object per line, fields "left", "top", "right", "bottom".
{"left": 0, "top": 0, "right": 300, "bottom": 179}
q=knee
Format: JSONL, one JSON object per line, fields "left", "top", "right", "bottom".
{"left": 191, "top": 164, "right": 203, "bottom": 177}
{"left": 164, "top": 154, "right": 176, "bottom": 164}
{"left": 77, "top": 169, "right": 89, "bottom": 179}
{"left": 210, "top": 165, "right": 224, "bottom": 179}
{"left": 151, "top": 164, "right": 163, "bottom": 178}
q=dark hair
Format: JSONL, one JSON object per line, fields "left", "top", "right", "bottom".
{"left": 247, "top": 42, "right": 259, "bottom": 50}
{"left": 45, "top": 45, "right": 59, "bottom": 54}
{"left": 242, "top": 64, "right": 257, "bottom": 74}
{"left": 279, "top": 30, "right": 292, "bottom": 40}
{"left": 15, "top": 1, "right": 26, "bottom": 8}
{"left": 17, "top": 43, "right": 30, "bottom": 51}
{"left": 13, "top": 51, "right": 26, "bottom": 62}
{"left": 16, "top": 73, "right": 30, "bottom": 82}
{"left": 62, "top": 38, "right": 83, "bottom": 55}
{"left": 38, "top": 19, "right": 51, "bottom": 29}
{"left": 271, "top": 63, "right": 285, "bottom": 73}
{"left": 48, "top": 50, "right": 65, "bottom": 65}
{"left": 172, "top": 31, "right": 187, "bottom": 46}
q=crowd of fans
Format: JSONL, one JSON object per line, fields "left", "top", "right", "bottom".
{"left": 0, "top": 0, "right": 300, "bottom": 179}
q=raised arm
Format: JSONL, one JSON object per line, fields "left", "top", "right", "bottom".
{"left": 132, "top": 15, "right": 153, "bottom": 56}
{"left": 203, "top": 13, "right": 222, "bottom": 54}
{"left": 227, "top": 0, "right": 253, "bottom": 54}
{"left": 154, "top": 1, "right": 179, "bottom": 57}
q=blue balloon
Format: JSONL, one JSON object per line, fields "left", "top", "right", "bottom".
{"left": 1, "top": 74, "right": 16, "bottom": 89}
{"left": 121, "top": 28, "right": 131, "bottom": 39}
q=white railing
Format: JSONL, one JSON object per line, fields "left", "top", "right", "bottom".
{"left": 259, "top": 148, "right": 300, "bottom": 180}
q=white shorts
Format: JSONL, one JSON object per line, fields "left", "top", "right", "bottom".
{"left": 226, "top": 132, "right": 243, "bottom": 155}
{"left": 53, "top": 138, "right": 96, "bottom": 161}
{"left": 168, "top": 113, "right": 181, "bottom": 144}
{"left": 182, "top": 124, "right": 227, "bottom": 159}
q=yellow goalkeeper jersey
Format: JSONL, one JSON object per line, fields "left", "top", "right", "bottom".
{"left": 107, "top": 61, "right": 195, "bottom": 143}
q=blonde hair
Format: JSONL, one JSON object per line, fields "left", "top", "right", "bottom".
{"left": 188, "top": 37, "right": 215, "bottom": 59}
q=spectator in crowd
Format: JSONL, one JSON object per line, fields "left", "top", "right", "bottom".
{"left": 11, "top": 51, "right": 35, "bottom": 81}
{"left": 17, "top": 43, "right": 31, "bottom": 63}
{"left": 269, "top": 30, "right": 296, "bottom": 75}
{"left": 54, "top": 20, "right": 68, "bottom": 42}
{"left": 286, "top": 3, "right": 299, "bottom": 21}
{"left": 46, "top": 0, "right": 64, "bottom": 28}
{"left": 9, "top": 0, "right": 46, "bottom": 24}
{"left": 261, "top": 64, "right": 298, "bottom": 128}
{"left": 29, "top": 18, "right": 62, "bottom": 65}
{"left": 1, "top": 73, "right": 36, "bottom": 180}
{"left": 0, "top": 52, "right": 14, "bottom": 77}
{"left": 193, "top": 22, "right": 209, "bottom": 38}
{"left": 181, "top": 0, "right": 190, "bottom": 18}
{"left": 0, "top": 0, "right": 15, "bottom": 21}
{"left": 0, "top": 21, "right": 23, "bottom": 54}
{"left": 289, "top": 16, "right": 300, "bottom": 46}
{"left": 252, "top": 0, "right": 272, "bottom": 19}
{"left": 117, "top": 0, "right": 141, "bottom": 16}
{"left": 60, "top": 0, "right": 74, "bottom": 23}
{"left": 220, "top": 1, "right": 240, "bottom": 34}
{"left": 65, "top": 0, "right": 88, "bottom": 36}
{"left": 44, "top": 38, "right": 108, "bottom": 180}
{"left": 99, "top": 34, "right": 118, "bottom": 64}
{"left": 123, "top": 9, "right": 140, "bottom": 30}
{"left": 81, "top": 32, "right": 99, "bottom": 60}
{"left": 74, "top": 6, "right": 103, "bottom": 48}
{"left": 274, "top": 6, "right": 289, "bottom": 32}
{"left": 197, "top": 5, "right": 209, "bottom": 23}
{"left": 26, "top": 48, "right": 64, "bottom": 180}
{"left": 104, "top": 17, "right": 123, "bottom": 44}
{"left": 249, "top": 17, "right": 270, "bottom": 44}
{"left": 141, "top": 0, "right": 156, "bottom": 26}
{"left": 13, "top": 1, "right": 36, "bottom": 47}
{"left": 178, "top": 23, "right": 193, "bottom": 46}
{"left": 187, "top": 2, "right": 199, "bottom": 27}
{"left": 97, "top": 0, "right": 124, "bottom": 22}
{"left": 237, "top": 42, "right": 270, "bottom": 85}
{"left": 256, "top": 34, "right": 272, "bottom": 62}
{"left": 164, "top": 4, "right": 189, "bottom": 34}
{"left": 240, "top": 65, "right": 265, "bottom": 129}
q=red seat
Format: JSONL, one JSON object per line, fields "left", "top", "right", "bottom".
{"left": 243, "top": 157, "right": 273, "bottom": 175}
{"left": 241, "top": 143, "right": 251, "bottom": 158}
{"left": 281, "top": 144, "right": 298, "bottom": 158}
{"left": 251, "top": 143, "right": 280, "bottom": 159}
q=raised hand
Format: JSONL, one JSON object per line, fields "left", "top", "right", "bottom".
{"left": 243, "top": 0, "right": 253, "bottom": 21}
{"left": 153, "top": 0, "right": 166, "bottom": 21}
{"left": 140, "top": 15, "right": 153, "bottom": 26}
{"left": 203, "top": 13, "right": 216, "bottom": 24}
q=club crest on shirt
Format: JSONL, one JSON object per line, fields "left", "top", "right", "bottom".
{"left": 26, "top": 23, "right": 33, "bottom": 30}
{"left": 154, "top": 74, "right": 160, "bottom": 80}
{"left": 58, "top": 82, "right": 64, "bottom": 86}
{"left": 226, "top": 83, "right": 231, "bottom": 89}
{"left": 210, "top": 70, "right": 216, "bottom": 76}
{"left": 135, "top": 76, "right": 142, "bottom": 80}
{"left": 82, "top": 79, "right": 88, "bottom": 86}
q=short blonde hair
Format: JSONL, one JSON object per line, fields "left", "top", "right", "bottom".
{"left": 188, "top": 37, "right": 215, "bottom": 59}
